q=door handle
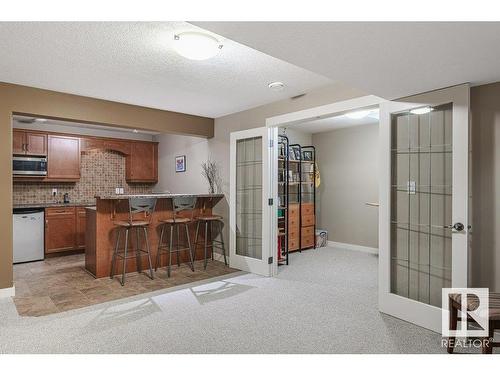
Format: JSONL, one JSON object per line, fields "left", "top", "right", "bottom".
{"left": 444, "top": 223, "right": 465, "bottom": 232}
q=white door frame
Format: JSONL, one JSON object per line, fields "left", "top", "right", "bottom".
{"left": 378, "top": 84, "right": 470, "bottom": 333}
{"left": 265, "top": 94, "right": 385, "bottom": 276}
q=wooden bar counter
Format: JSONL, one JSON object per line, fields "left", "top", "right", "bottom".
{"left": 85, "top": 193, "right": 224, "bottom": 278}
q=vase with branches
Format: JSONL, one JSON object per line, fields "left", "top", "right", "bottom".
{"left": 201, "top": 159, "right": 222, "bottom": 194}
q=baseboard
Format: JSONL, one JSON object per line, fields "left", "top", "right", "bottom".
{"left": 0, "top": 285, "right": 15, "bottom": 299}
{"left": 327, "top": 241, "right": 378, "bottom": 255}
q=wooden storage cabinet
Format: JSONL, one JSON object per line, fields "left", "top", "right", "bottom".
{"left": 301, "top": 203, "right": 315, "bottom": 249}
{"left": 47, "top": 135, "right": 80, "bottom": 180}
{"left": 76, "top": 207, "right": 86, "bottom": 249}
{"left": 45, "top": 206, "right": 87, "bottom": 254}
{"left": 126, "top": 142, "right": 158, "bottom": 183}
{"left": 13, "top": 130, "right": 47, "bottom": 156}
{"left": 45, "top": 207, "right": 77, "bottom": 254}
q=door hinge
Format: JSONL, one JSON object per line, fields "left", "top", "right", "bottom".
{"left": 268, "top": 198, "right": 273, "bottom": 206}
{"left": 269, "top": 139, "right": 274, "bottom": 148}
{"left": 268, "top": 256, "right": 273, "bottom": 264}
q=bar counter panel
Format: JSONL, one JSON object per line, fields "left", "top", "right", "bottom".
{"left": 86, "top": 194, "right": 224, "bottom": 278}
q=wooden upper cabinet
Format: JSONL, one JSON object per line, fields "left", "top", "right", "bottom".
{"left": 12, "top": 130, "right": 47, "bottom": 156}
{"left": 104, "top": 139, "right": 131, "bottom": 155}
{"left": 25, "top": 132, "right": 47, "bottom": 156}
{"left": 126, "top": 142, "right": 158, "bottom": 183}
{"left": 12, "top": 130, "right": 25, "bottom": 155}
{"left": 47, "top": 135, "right": 80, "bottom": 180}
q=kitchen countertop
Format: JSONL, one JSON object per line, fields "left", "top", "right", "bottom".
{"left": 13, "top": 201, "right": 96, "bottom": 209}
{"left": 95, "top": 193, "right": 224, "bottom": 200}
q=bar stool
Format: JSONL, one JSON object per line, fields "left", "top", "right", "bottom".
{"left": 155, "top": 196, "right": 196, "bottom": 277}
{"left": 194, "top": 214, "right": 227, "bottom": 269}
{"left": 110, "top": 197, "right": 157, "bottom": 286}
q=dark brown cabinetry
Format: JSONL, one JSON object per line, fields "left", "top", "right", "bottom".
{"left": 47, "top": 135, "right": 80, "bottom": 180}
{"left": 76, "top": 207, "right": 86, "bottom": 249}
{"left": 45, "top": 207, "right": 77, "bottom": 254}
{"left": 126, "top": 142, "right": 158, "bottom": 183}
{"left": 45, "top": 206, "right": 87, "bottom": 254}
{"left": 13, "top": 130, "right": 47, "bottom": 156}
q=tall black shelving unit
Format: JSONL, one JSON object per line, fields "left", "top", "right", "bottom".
{"left": 289, "top": 144, "right": 303, "bottom": 252}
{"left": 301, "top": 145, "right": 316, "bottom": 249}
{"left": 278, "top": 134, "right": 289, "bottom": 265}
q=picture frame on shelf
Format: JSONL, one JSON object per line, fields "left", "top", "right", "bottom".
{"left": 175, "top": 155, "right": 186, "bottom": 173}
{"left": 303, "top": 150, "right": 313, "bottom": 161}
{"left": 288, "top": 147, "right": 295, "bottom": 160}
{"left": 294, "top": 149, "right": 302, "bottom": 160}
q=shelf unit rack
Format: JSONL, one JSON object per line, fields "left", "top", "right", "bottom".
{"left": 278, "top": 134, "right": 289, "bottom": 266}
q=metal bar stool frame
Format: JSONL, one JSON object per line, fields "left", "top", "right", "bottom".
{"left": 194, "top": 215, "right": 227, "bottom": 269}
{"left": 155, "top": 196, "right": 197, "bottom": 277}
{"left": 110, "top": 197, "right": 157, "bottom": 286}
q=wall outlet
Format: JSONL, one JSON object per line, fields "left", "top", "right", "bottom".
{"left": 52, "top": 188, "right": 57, "bottom": 196}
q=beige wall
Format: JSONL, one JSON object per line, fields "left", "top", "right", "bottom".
{"left": 210, "top": 83, "right": 367, "bottom": 249}
{"left": 312, "top": 124, "right": 379, "bottom": 248}
{"left": 470, "top": 82, "right": 500, "bottom": 290}
{"left": 0, "top": 82, "right": 213, "bottom": 290}
{"left": 155, "top": 133, "right": 211, "bottom": 194}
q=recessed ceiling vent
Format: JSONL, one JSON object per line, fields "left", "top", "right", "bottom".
{"left": 291, "top": 93, "right": 306, "bottom": 100}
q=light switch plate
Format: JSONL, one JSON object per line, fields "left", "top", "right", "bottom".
{"left": 115, "top": 188, "right": 120, "bottom": 194}
{"left": 119, "top": 188, "right": 124, "bottom": 194}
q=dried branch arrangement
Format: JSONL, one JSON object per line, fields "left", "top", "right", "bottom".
{"left": 201, "top": 159, "right": 222, "bottom": 194}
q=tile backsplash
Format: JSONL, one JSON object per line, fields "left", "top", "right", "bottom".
{"left": 13, "top": 149, "right": 155, "bottom": 205}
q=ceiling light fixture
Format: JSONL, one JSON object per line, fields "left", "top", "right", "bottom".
{"left": 132, "top": 129, "right": 139, "bottom": 133}
{"left": 268, "top": 81, "right": 285, "bottom": 91}
{"left": 173, "top": 32, "right": 223, "bottom": 60}
{"left": 345, "top": 109, "right": 371, "bottom": 120}
{"left": 409, "top": 106, "right": 433, "bottom": 115}
{"left": 35, "top": 118, "right": 47, "bottom": 123}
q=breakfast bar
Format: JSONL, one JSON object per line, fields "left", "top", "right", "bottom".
{"left": 85, "top": 193, "right": 225, "bottom": 278}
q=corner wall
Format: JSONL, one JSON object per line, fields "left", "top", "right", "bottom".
{"left": 312, "top": 124, "right": 379, "bottom": 248}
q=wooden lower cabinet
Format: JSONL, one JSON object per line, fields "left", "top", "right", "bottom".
{"left": 76, "top": 207, "right": 86, "bottom": 249}
{"left": 45, "top": 206, "right": 87, "bottom": 254}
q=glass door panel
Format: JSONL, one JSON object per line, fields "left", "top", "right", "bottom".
{"left": 236, "top": 136, "right": 263, "bottom": 259}
{"left": 390, "top": 103, "right": 453, "bottom": 307}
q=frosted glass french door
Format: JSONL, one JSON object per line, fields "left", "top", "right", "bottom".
{"left": 379, "top": 85, "right": 470, "bottom": 332}
{"left": 229, "top": 127, "right": 274, "bottom": 276}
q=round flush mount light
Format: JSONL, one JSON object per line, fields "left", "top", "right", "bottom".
{"left": 268, "top": 81, "right": 285, "bottom": 91}
{"left": 173, "top": 32, "right": 223, "bottom": 60}
{"left": 345, "top": 109, "right": 371, "bottom": 119}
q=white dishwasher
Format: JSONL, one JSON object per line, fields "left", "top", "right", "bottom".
{"left": 13, "top": 208, "right": 45, "bottom": 263}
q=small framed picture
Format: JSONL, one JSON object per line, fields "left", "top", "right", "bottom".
{"left": 175, "top": 155, "right": 186, "bottom": 173}
{"left": 288, "top": 147, "right": 295, "bottom": 160}
{"left": 294, "top": 149, "right": 302, "bottom": 160}
{"left": 303, "top": 150, "right": 313, "bottom": 161}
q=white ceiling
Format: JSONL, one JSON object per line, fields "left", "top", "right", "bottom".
{"left": 288, "top": 109, "right": 379, "bottom": 134}
{"left": 195, "top": 22, "right": 500, "bottom": 99}
{"left": 0, "top": 22, "right": 331, "bottom": 118}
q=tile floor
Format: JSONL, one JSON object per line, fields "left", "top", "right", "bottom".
{"left": 13, "top": 254, "right": 238, "bottom": 317}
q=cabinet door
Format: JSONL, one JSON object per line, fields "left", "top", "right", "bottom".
{"left": 25, "top": 132, "right": 47, "bottom": 156}
{"left": 13, "top": 130, "right": 26, "bottom": 155}
{"left": 45, "top": 207, "right": 77, "bottom": 253}
{"left": 76, "top": 207, "right": 86, "bottom": 249}
{"left": 47, "top": 135, "right": 80, "bottom": 180}
{"left": 126, "top": 142, "right": 158, "bottom": 182}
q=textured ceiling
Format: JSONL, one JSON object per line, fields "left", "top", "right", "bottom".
{"left": 288, "top": 110, "right": 379, "bottom": 134}
{"left": 0, "top": 22, "right": 331, "bottom": 117}
{"left": 195, "top": 22, "right": 500, "bottom": 99}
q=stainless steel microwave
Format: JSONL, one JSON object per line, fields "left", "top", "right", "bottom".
{"left": 13, "top": 156, "right": 47, "bottom": 176}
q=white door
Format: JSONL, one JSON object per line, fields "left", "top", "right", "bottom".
{"left": 379, "top": 84, "right": 470, "bottom": 332}
{"left": 229, "top": 127, "right": 277, "bottom": 276}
